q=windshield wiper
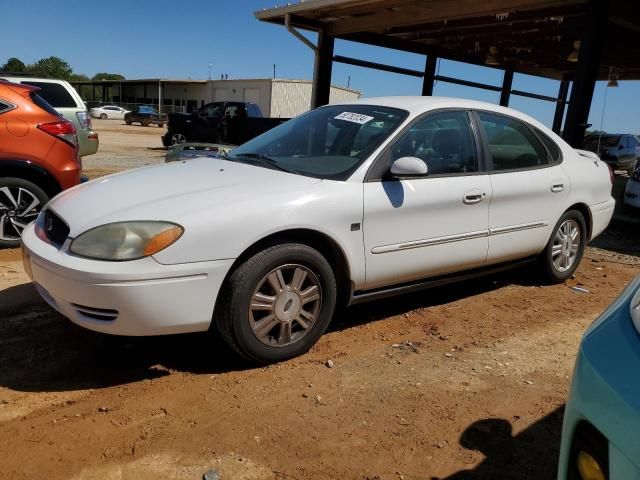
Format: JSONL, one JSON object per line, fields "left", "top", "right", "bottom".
{"left": 230, "top": 153, "right": 297, "bottom": 174}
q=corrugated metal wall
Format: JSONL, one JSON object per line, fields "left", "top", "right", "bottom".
{"left": 271, "top": 80, "right": 360, "bottom": 118}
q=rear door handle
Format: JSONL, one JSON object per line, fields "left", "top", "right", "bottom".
{"left": 463, "top": 190, "right": 485, "bottom": 205}
{"left": 551, "top": 183, "right": 564, "bottom": 193}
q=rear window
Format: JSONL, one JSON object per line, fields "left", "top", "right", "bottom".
{"left": 584, "top": 135, "right": 620, "bottom": 148}
{"left": 534, "top": 128, "right": 562, "bottom": 163}
{"left": 29, "top": 92, "right": 60, "bottom": 117}
{"left": 22, "top": 81, "right": 77, "bottom": 108}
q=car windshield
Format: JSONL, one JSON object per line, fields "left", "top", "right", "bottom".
{"left": 227, "top": 104, "right": 408, "bottom": 180}
{"left": 584, "top": 135, "right": 620, "bottom": 148}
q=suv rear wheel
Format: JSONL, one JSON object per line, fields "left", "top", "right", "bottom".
{"left": 0, "top": 178, "right": 49, "bottom": 248}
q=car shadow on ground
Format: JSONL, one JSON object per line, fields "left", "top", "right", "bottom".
{"left": 0, "top": 283, "right": 250, "bottom": 393}
{"left": 0, "top": 266, "right": 541, "bottom": 394}
{"left": 433, "top": 407, "right": 565, "bottom": 480}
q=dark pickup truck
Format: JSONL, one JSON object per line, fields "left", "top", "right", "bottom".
{"left": 161, "top": 101, "right": 288, "bottom": 147}
{"left": 125, "top": 106, "right": 168, "bottom": 127}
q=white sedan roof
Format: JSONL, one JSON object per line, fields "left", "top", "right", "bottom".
{"left": 339, "top": 96, "right": 547, "bottom": 131}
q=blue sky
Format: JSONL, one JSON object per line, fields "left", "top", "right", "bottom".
{"left": 3, "top": 0, "right": 638, "bottom": 133}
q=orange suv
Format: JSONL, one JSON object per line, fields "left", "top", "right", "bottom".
{"left": 0, "top": 81, "right": 82, "bottom": 247}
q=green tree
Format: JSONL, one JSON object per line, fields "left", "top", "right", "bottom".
{"left": 70, "top": 73, "right": 90, "bottom": 82}
{"left": 92, "top": 72, "right": 125, "bottom": 81}
{"left": 1, "top": 57, "right": 27, "bottom": 72}
{"left": 28, "top": 56, "right": 73, "bottom": 80}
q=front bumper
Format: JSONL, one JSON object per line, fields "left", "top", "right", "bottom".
{"left": 558, "top": 277, "right": 640, "bottom": 479}
{"left": 21, "top": 223, "right": 234, "bottom": 336}
{"left": 623, "top": 179, "right": 640, "bottom": 209}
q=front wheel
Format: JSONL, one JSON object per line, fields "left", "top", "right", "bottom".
{"left": 0, "top": 178, "right": 49, "bottom": 248}
{"left": 125, "top": 119, "right": 132, "bottom": 125}
{"left": 170, "top": 133, "right": 187, "bottom": 145}
{"left": 539, "top": 210, "right": 586, "bottom": 283}
{"left": 214, "top": 243, "right": 337, "bottom": 364}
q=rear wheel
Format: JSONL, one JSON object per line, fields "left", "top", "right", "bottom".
{"left": 0, "top": 178, "right": 49, "bottom": 248}
{"left": 539, "top": 210, "right": 586, "bottom": 283}
{"left": 142, "top": 119, "right": 150, "bottom": 127}
{"left": 215, "top": 243, "right": 337, "bottom": 364}
{"left": 100, "top": 113, "right": 107, "bottom": 120}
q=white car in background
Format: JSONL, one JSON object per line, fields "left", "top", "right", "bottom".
{"left": 21, "top": 97, "right": 615, "bottom": 364}
{"left": 90, "top": 105, "right": 129, "bottom": 120}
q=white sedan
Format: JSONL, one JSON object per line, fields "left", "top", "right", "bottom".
{"left": 89, "top": 105, "right": 129, "bottom": 120}
{"left": 21, "top": 97, "right": 615, "bottom": 363}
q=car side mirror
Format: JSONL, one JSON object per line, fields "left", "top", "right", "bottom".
{"left": 390, "top": 156, "right": 428, "bottom": 177}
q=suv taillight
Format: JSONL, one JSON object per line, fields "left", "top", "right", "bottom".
{"left": 76, "top": 111, "right": 92, "bottom": 129}
{"left": 38, "top": 120, "right": 78, "bottom": 148}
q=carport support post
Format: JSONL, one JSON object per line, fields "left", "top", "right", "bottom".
{"left": 552, "top": 79, "right": 570, "bottom": 134}
{"left": 311, "top": 29, "right": 334, "bottom": 109}
{"left": 563, "top": 0, "right": 610, "bottom": 147}
{"left": 422, "top": 55, "right": 437, "bottom": 96}
{"left": 499, "top": 69, "right": 514, "bottom": 107}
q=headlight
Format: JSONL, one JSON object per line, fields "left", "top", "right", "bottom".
{"left": 69, "top": 221, "right": 183, "bottom": 261}
{"left": 631, "top": 284, "right": 640, "bottom": 335}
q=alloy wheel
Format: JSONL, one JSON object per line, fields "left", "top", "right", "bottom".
{"left": 0, "top": 186, "right": 41, "bottom": 241}
{"left": 249, "top": 264, "right": 322, "bottom": 347}
{"left": 551, "top": 219, "right": 581, "bottom": 272}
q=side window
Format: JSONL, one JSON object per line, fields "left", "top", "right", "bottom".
{"left": 0, "top": 100, "right": 14, "bottom": 114}
{"left": 388, "top": 110, "right": 478, "bottom": 175}
{"left": 22, "top": 82, "right": 77, "bottom": 108}
{"left": 478, "top": 112, "right": 548, "bottom": 171}
{"left": 534, "top": 127, "right": 562, "bottom": 164}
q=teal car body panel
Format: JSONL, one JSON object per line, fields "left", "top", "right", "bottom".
{"left": 558, "top": 276, "right": 640, "bottom": 479}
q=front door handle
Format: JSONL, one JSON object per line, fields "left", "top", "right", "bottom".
{"left": 463, "top": 190, "right": 485, "bottom": 205}
{"left": 551, "top": 183, "right": 564, "bottom": 193}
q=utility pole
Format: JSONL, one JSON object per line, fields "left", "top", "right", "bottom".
{"left": 273, "top": 64, "right": 276, "bottom": 79}
{"left": 209, "top": 61, "right": 214, "bottom": 102}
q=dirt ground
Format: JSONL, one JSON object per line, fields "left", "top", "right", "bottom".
{"left": 0, "top": 121, "right": 639, "bottom": 480}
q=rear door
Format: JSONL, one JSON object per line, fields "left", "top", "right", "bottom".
{"left": 475, "top": 111, "right": 569, "bottom": 264}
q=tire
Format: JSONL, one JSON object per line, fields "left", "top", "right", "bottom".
{"left": 0, "top": 177, "right": 49, "bottom": 248}
{"left": 214, "top": 243, "right": 337, "bottom": 364}
{"left": 125, "top": 119, "right": 132, "bottom": 125}
{"left": 539, "top": 210, "right": 587, "bottom": 283}
{"left": 142, "top": 119, "right": 150, "bottom": 127}
{"left": 100, "top": 113, "right": 107, "bottom": 120}
{"left": 157, "top": 123, "right": 164, "bottom": 128}
{"left": 171, "top": 132, "right": 187, "bottom": 145}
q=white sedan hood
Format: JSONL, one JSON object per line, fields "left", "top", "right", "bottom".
{"left": 49, "top": 158, "right": 322, "bottom": 237}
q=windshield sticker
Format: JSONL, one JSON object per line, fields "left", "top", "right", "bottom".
{"left": 334, "top": 112, "right": 375, "bottom": 124}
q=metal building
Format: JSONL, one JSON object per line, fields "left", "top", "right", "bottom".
{"left": 71, "top": 78, "right": 360, "bottom": 117}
